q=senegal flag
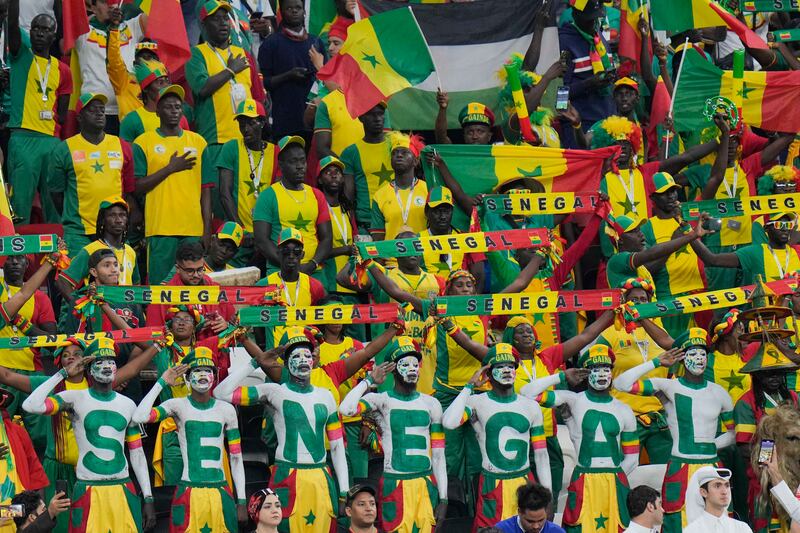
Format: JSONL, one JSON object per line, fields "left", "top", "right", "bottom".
{"left": 651, "top": 0, "right": 767, "bottom": 50}
{"left": 674, "top": 51, "right": 800, "bottom": 134}
{"left": 126, "top": 0, "right": 191, "bottom": 73}
{"left": 317, "top": 7, "right": 436, "bottom": 118}
{"left": 618, "top": 0, "right": 650, "bottom": 65}
{"left": 422, "top": 144, "right": 619, "bottom": 228}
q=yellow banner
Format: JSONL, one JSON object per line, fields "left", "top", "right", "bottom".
{"left": 742, "top": 193, "right": 800, "bottom": 215}
{"left": 482, "top": 192, "right": 599, "bottom": 215}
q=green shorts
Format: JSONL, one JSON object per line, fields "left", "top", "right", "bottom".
{"left": 8, "top": 130, "right": 61, "bottom": 224}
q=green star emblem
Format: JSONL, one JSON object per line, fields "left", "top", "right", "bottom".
{"left": 362, "top": 53, "right": 380, "bottom": 68}
{"left": 36, "top": 84, "right": 53, "bottom": 100}
{"left": 411, "top": 524, "right": 420, "bottom": 533}
{"left": 532, "top": 313, "right": 546, "bottom": 325}
{"left": 431, "top": 261, "right": 451, "bottom": 273}
{"left": 372, "top": 163, "right": 394, "bottom": 186}
{"left": 616, "top": 196, "right": 640, "bottom": 215}
{"left": 515, "top": 165, "right": 543, "bottom": 178}
{"left": 246, "top": 103, "right": 255, "bottom": 112}
{"left": 462, "top": 326, "right": 479, "bottom": 338}
{"left": 199, "top": 525, "right": 212, "bottom": 533}
{"left": 245, "top": 179, "right": 266, "bottom": 197}
{"left": 595, "top": 513, "right": 609, "bottom": 529}
{"left": 674, "top": 245, "right": 691, "bottom": 257}
{"left": 304, "top": 510, "right": 316, "bottom": 525}
{"left": 289, "top": 212, "right": 312, "bottom": 231}
{"left": 91, "top": 161, "right": 104, "bottom": 173}
{"left": 738, "top": 83, "right": 755, "bottom": 99}
{"left": 720, "top": 370, "right": 746, "bottom": 391}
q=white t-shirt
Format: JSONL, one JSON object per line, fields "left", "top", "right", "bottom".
{"left": 684, "top": 511, "right": 753, "bottom": 533}
{"left": 74, "top": 15, "right": 145, "bottom": 115}
{"left": 20, "top": 0, "right": 55, "bottom": 32}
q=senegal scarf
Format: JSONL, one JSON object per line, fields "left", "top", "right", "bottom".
{"left": 573, "top": 23, "right": 613, "bottom": 74}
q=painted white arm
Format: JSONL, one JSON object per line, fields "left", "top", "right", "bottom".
{"left": 771, "top": 481, "right": 800, "bottom": 524}
{"left": 613, "top": 359, "right": 659, "bottom": 393}
{"left": 22, "top": 371, "right": 65, "bottom": 414}
{"left": 519, "top": 373, "right": 563, "bottom": 399}
{"left": 339, "top": 378, "right": 370, "bottom": 417}
{"left": 213, "top": 358, "right": 260, "bottom": 403}
{"left": 128, "top": 438, "right": 152, "bottom": 499}
{"left": 441, "top": 385, "right": 471, "bottom": 430}
{"left": 329, "top": 435, "right": 350, "bottom": 493}
{"left": 132, "top": 379, "right": 164, "bottom": 424}
{"left": 533, "top": 445, "right": 552, "bottom": 492}
{"left": 432, "top": 445, "right": 447, "bottom": 499}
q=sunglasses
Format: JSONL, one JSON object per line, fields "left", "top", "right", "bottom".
{"left": 767, "top": 221, "right": 797, "bottom": 230}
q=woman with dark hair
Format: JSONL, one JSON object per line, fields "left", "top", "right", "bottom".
{"left": 247, "top": 488, "right": 281, "bottom": 533}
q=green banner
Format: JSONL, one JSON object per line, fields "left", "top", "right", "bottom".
{"left": 0, "top": 328, "right": 162, "bottom": 349}
{"left": 771, "top": 28, "right": 800, "bottom": 42}
{"left": 0, "top": 234, "right": 57, "bottom": 256}
{"left": 681, "top": 198, "right": 742, "bottom": 220}
{"left": 238, "top": 304, "right": 400, "bottom": 326}
{"left": 98, "top": 286, "right": 276, "bottom": 305}
{"left": 356, "top": 229, "right": 550, "bottom": 259}
{"left": 434, "top": 289, "right": 621, "bottom": 316}
{"left": 741, "top": 0, "right": 799, "bottom": 12}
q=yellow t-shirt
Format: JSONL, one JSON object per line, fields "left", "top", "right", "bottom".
{"left": 598, "top": 319, "right": 669, "bottom": 416}
{"left": 645, "top": 216, "right": 704, "bottom": 296}
{"left": 434, "top": 315, "right": 486, "bottom": 393}
{"left": 266, "top": 271, "right": 317, "bottom": 345}
{"left": 133, "top": 129, "right": 207, "bottom": 237}
{"left": 715, "top": 164, "right": 753, "bottom": 247}
{"left": 386, "top": 269, "right": 441, "bottom": 394}
{"left": 317, "top": 90, "right": 365, "bottom": 156}
{"left": 371, "top": 180, "right": 428, "bottom": 241}
{"left": 514, "top": 357, "right": 557, "bottom": 437}
{"left": 229, "top": 140, "right": 276, "bottom": 233}
{"left": 604, "top": 168, "right": 648, "bottom": 219}
{"left": 708, "top": 350, "right": 751, "bottom": 406}
{"left": 0, "top": 285, "right": 42, "bottom": 370}
{"left": 328, "top": 204, "right": 354, "bottom": 293}
{"left": 419, "top": 228, "right": 470, "bottom": 277}
{"left": 761, "top": 244, "right": 800, "bottom": 281}
{"left": 319, "top": 337, "right": 362, "bottom": 424}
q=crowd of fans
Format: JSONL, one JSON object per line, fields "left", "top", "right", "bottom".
{"left": 0, "top": 0, "right": 798, "bottom": 531}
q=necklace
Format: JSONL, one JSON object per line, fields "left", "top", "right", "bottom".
{"left": 280, "top": 182, "right": 307, "bottom": 205}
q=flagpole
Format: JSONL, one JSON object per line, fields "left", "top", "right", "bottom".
{"left": 664, "top": 36, "right": 690, "bottom": 156}
{"left": 407, "top": 6, "right": 443, "bottom": 91}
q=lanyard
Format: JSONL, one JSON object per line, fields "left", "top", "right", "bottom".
{"left": 769, "top": 247, "right": 792, "bottom": 279}
{"left": 246, "top": 145, "right": 265, "bottom": 196}
{"left": 33, "top": 56, "right": 51, "bottom": 102}
{"left": 615, "top": 170, "right": 638, "bottom": 215}
{"left": 279, "top": 274, "right": 301, "bottom": 306}
{"left": 392, "top": 179, "right": 417, "bottom": 225}
{"left": 209, "top": 45, "right": 240, "bottom": 112}
{"left": 520, "top": 358, "right": 537, "bottom": 383}
{"left": 328, "top": 204, "right": 350, "bottom": 244}
{"left": 633, "top": 330, "right": 650, "bottom": 363}
{"left": 722, "top": 165, "right": 740, "bottom": 199}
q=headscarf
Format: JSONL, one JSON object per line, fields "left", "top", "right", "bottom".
{"left": 711, "top": 309, "right": 740, "bottom": 344}
{"left": 501, "top": 316, "right": 542, "bottom": 351}
{"left": 247, "top": 488, "right": 277, "bottom": 523}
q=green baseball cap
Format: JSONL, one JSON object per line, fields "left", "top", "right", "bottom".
{"left": 235, "top": 98, "right": 266, "bottom": 119}
{"left": 277, "top": 135, "right": 306, "bottom": 153}
{"left": 426, "top": 186, "right": 454, "bottom": 208}
{"left": 134, "top": 59, "right": 168, "bottom": 90}
{"left": 387, "top": 336, "right": 422, "bottom": 363}
{"left": 319, "top": 156, "right": 344, "bottom": 174}
{"left": 217, "top": 221, "right": 244, "bottom": 247}
{"left": 652, "top": 172, "right": 681, "bottom": 194}
{"left": 185, "top": 346, "right": 216, "bottom": 369}
{"left": 577, "top": 344, "right": 613, "bottom": 368}
{"left": 86, "top": 337, "right": 117, "bottom": 359}
{"left": 279, "top": 326, "right": 313, "bottom": 350}
{"left": 673, "top": 327, "right": 708, "bottom": 351}
{"left": 99, "top": 195, "right": 129, "bottom": 212}
{"left": 277, "top": 227, "right": 303, "bottom": 246}
{"left": 157, "top": 84, "right": 185, "bottom": 103}
{"left": 482, "top": 343, "right": 519, "bottom": 367}
{"left": 614, "top": 214, "right": 645, "bottom": 233}
{"left": 458, "top": 102, "right": 495, "bottom": 127}
{"left": 76, "top": 93, "right": 108, "bottom": 114}
{"left": 199, "top": 0, "right": 232, "bottom": 19}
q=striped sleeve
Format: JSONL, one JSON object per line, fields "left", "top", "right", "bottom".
{"left": 734, "top": 398, "right": 757, "bottom": 443}
{"left": 42, "top": 395, "right": 66, "bottom": 415}
{"left": 529, "top": 423, "right": 546, "bottom": 450}
{"left": 629, "top": 380, "right": 656, "bottom": 396}
{"left": 325, "top": 411, "right": 344, "bottom": 442}
{"left": 721, "top": 410, "right": 735, "bottom": 433}
{"left": 537, "top": 390, "right": 557, "bottom": 408}
{"left": 125, "top": 425, "right": 144, "bottom": 450}
{"left": 147, "top": 405, "right": 169, "bottom": 424}
{"left": 430, "top": 422, "right": 445, "bottom": 449}
{"left": 459, "top": 405, "right": 473, "bottom": 426}
{"left": 620, "top": 430, "right": 640, "bottom": 455}
{"left": 231, "top": 386, "right": 262, "bottom": 406}
{"left": 226, "top": 427, "right": 242, "bottom": 455}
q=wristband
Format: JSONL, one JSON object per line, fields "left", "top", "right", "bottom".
{"left": 156, "top": 378, "right": 168, "bottom": 388}
{"left": 571, "top": 121, "right": 582, "bottom": 130}
{"left": 249, "top": 358, "right": 261, "bottom": 369}
{"left": 464, "top": 383, "right": 475, "bottom": 391}
{"left": 58, "top": 368, "right": 69, "bottom": 379}
{"left": 439, "top": 498, "right": 449, "bottom": 504}
{"left": 237, "top": 498, "right": 246, "bottom": 505}
{"left": 143, "top": 496, "right": 154, "bottom": 503}
{"left": 338, "top": 490, "right": 348, "bottom": 499}
{"left": 653, "top": 357, "right": 662, "bottom": 368}
{"left": 226, "top": 67, "right": 236, "bottom": 77}
{"left": 365, "top": 375, "right": 375, "bottom": 386}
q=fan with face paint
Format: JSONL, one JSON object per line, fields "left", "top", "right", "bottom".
{"left": 85, "top": 337, "right": 119, "bottom": 385}
{"left": 578, "top": 345, "right": 616, "bottom": 392}
{"left": 482, "top": 343, "right": 519, "bottom": 388}
{"left": 674, "top": 327, "right": 710, "bottom": 378}
{"left": 387, "top": 336, "right": 423, "bottom": 388}
{"left": 185, "top": 347, "right": 217, "bottom": 394}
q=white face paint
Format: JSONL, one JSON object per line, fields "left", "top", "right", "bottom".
{"left": 396, "top": 355, "right": 420, "bottom": 384}
{"left": 90, "top": 358, "right": 117, "bottom": 384}
{"left": 588, "top": 366, "right": 612, "bottom": 391}
{"left": 188, "top": 368, "right": 215, "bottom": 393}
{"left": 684, "top": 347, "right": 708, "bottom": 376}
{"left": 491, "top": 363, "right": 517, "bottom": 386}
{"left": 287, "top": 347, "right": 313, "bottom": 379}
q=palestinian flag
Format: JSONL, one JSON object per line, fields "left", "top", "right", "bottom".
{"left": 355, "top": 0, "right": 559, "bottom": 130}
{"left": 618, "top": 0, "right": 651, "bottom": 66}
{"left": 422, "top": 144, "right": 619, "bottom": 229}
{"left": 126, "top": 0, "right": 191, "bottom": 73}
{"left": 673, "top": 51, "right": 800, "bottom": 133}
{"left": 651, "top": 0, "right": 768, "bottom": 50}
{"left": 317, "top": 7, "right": 436, "bottom": 118}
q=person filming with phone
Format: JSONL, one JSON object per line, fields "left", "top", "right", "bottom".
{"left": 8, "top": 490, "right": 70, "bottom": 533}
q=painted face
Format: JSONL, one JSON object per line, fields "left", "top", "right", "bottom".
{"left": 587, "top": 365, "right": 612, "bottom": 391}
{"left": 287, "top": 347, "right": 313, "bottom": 379}
{"left": 188, "top": 367, "right": 214, "bottom": 393}
{"left": 491, "top": 363, "right": 517, "bottom": 386}
{"left": 684, "top": 347, "right": 708, "bottom": 376}
{"left": 396, "top": 355, "right": 420, "bottom": 384}
{"left": 90, "top": 358, "right": 117, "bottom": 384}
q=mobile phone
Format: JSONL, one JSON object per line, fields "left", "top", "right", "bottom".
{"left": 759, "top": 439, "right": 775, "bottom": 465}
{"left": 559, "top": 50, "right": 571, "bottom": 66}
{"left": 556, "top": 86, "right": 570, "bottom": 111}
{"left": 703, "top": 218, "right": 722, "bottom": 232}
{"left": 55, "top": 479, "right": 68, "bottom": 496}
{"left": 0, "top": 505, "right": 24, "bottom": 519}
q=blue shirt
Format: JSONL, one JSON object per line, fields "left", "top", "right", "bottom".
{"left": 258, "top": 29, "right": 325, "bottom": 137}
{"left": 495, "top": 516, "right": 566, "bottom": 533}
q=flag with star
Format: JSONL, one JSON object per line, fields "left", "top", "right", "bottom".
{"left": 317, "top": 7, "right": 436, "bottom": 118}
{"left": 672, "top": 50, "right": 800, "bottom": 134}
{"left": 650, "top": 0, "right": 768, "bottom": 50}
{"left": 618, "top": 0, "right": 651, "bottom": 66}
{"left": 422, "top": 144, "right": 620, "bottom": 228}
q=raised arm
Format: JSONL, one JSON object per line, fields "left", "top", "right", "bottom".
{"left": 367, "top": 264, "right": 425, "bottom": 315}
{"left": 3, "top": 259, "right": 57, "bottom": 322}
{"left": 9, "top": 0, "right": 21, "bottom": 57}
{"left": 342, "top": 323, "right": 401, "bottom": 378}
{"left": 500, "top": 254, "right": 545, "bottom": 294}
{"left": 224, "top": 404, "right": 247, "bottom": 507}
{"left": 131, "top": 366, "right": 185, "bottom": 424}
{"left": 760, "top": 133, "right": 796, "bottom": 167}
{"left": 442, "top": 368, "right": 486, "bottom": 430}
{"left": 613, "top": 348, "right": 682, "bottom": 393}
{"left": 427, "top": 153, "right": 475, "bottom": 216}
{"left": 339, "top": 362, "right": 392, "bottom": 417}
{"left": 0, "top": 366, "right": 33, "bottom": 394}
{"left": 702, "top": 121, "right": 730, "bottom": 200}
{"left": 434, "top": 91, "right": 452, "bottom": 145}
{"left": 559, "top": 310, "right": 615, "bottom": 361}
{"left": 639, "top": 319, "right": 674, "bottom": 350}
{"left": 327, "top": 410, "right": 350, "bottom": 494}
{"left": 659, "top": 140, "right": 718, "bottom": 176}
{"left": 520, "top": 372, "right": 565, "bottom": 401}
{"left": 213, "top": 357, "right": 262, "bottom": 404}
{"left": 429, "top": 400, "right": 448, "bottom": 502}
